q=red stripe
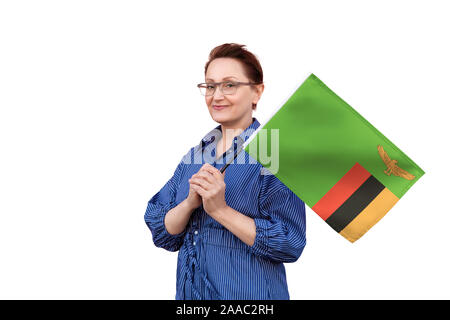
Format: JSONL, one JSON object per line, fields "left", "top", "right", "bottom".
{"left": 312, "top": 162, "right": 371, "bottom": 220}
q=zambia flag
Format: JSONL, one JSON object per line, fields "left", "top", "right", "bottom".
{"left": 244, "top": 73, "right": 425, "bottom": 243}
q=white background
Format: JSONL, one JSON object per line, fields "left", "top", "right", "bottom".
{"left": 0, "top": 1, "right": 448, "bottom": 299}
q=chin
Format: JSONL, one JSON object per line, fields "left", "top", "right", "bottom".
{"left": 211, "top": 114, "right": 230, "bottom": 124}
{"left": 209, "top": 109, "right": 229, "bottom": 120}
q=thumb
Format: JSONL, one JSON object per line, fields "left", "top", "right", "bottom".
{"left": 220, "top": 166, "right": 227, "bottom": 177}
{"left": 216, "top": 167, "right": 226, "bottom": 180}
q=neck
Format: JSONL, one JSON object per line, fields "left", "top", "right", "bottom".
{"left": 220, "top": 117, "right": 253, "bottom": 143}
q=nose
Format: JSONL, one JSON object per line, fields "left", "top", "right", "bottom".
{"left": 212, "top": 85, "right": 225, "bottom": 100}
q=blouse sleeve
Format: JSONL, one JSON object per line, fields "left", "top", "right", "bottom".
{"left": 249, "top": 171, "right": 307, "bottom": 263}
{"left": 144, "top": 153, "right": 189, "bottom": 252}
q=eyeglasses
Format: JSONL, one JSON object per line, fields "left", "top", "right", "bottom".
{"left": 197, "top": 81, "right": 262, "bottom": 96}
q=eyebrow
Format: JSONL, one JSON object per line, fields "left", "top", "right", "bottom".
{"left": 205, "top": 76, "right": 238, "bottom": 82}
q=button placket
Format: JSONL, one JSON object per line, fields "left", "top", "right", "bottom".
{"left": 193, "top": 228, "right": 199, "bottom": 246}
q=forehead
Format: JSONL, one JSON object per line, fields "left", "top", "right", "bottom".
{"left": 205, "top": 58, "right": 246, "bottom": 81}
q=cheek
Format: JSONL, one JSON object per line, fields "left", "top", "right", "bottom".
{"left": 231, "top": 96, "right": 252, "bottom": 112}
{"left": 234, "top": 91, "right": 252, "bottom": 105}
{"left": 226, "top": 95, "right": 242, "bottom": 107}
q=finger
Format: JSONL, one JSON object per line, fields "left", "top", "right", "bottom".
{"left": 189, "top": 177, "right": 212, "bottom": 190}
{"left": 206, "top": 166, "right": 224, "bottom": 181}
{"left": 199, "top": 163, "right": 214, "bottom": 173}
{"left": 202, "top": 163, "right": 214, "bottom": 169}
{"left": 191, "top": 169, "right": 212, "bottom": 179}
{"left": 196, "top": 171, "right": 215, "bottom": 184}
{"left": 198, "top": 166, "right": 222, "bottom": 183}
{"left": 191, "top": 183, "right": 207, "bottom": 197}
{"left": 195, "top": 164, "right": 214, "bottom": 178}
{"left": 201, "top": 165, "right": 223, "bottom": 179}
{"left": 198, "top": 163, "right": 215, "bottom": 174}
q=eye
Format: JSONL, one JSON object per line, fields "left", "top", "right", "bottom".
{"left": 206, "top": 84, "right": 215, "bottom": 89}
{"left": 225, "top": 82, "right": 236, "bottom": 87}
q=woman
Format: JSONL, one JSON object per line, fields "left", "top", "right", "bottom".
{"left": 144, "top": 43, "right": 306, "bottom": 300}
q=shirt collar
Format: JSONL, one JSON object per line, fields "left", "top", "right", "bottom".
{"left": 198, "top": 117, "right": 261, "bottom": 152}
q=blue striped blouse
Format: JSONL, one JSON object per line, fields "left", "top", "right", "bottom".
{"left": 144, "top": 117, "right": 306, "bottom": 300}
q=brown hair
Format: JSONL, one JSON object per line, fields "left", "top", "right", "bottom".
{"left": 204, "top": 43, "right": 263, "bottom": 110}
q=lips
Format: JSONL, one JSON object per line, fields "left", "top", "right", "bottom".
{"left": 213, "top": 105, "right": 229, "bottom": 110}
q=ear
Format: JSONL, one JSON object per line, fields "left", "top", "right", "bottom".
{"left": 252, "top": 83, "right": 264, "bottom": 107}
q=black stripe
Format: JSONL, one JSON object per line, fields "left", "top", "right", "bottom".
{"left": 325, "top": 175, "right": 385, "bottom": 233}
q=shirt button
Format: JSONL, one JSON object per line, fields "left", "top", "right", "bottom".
{"left": 194, "top": 230, "right": 198, "bottom": 235}
{"left": 193, "top": 241, "right": 196, "bottom": 246}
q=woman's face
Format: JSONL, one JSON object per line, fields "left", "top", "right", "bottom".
{"left": 205, "top": 57, "right": 263, "bottom": 126}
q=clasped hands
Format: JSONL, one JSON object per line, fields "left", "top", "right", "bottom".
{"left": 186, "top": 163, "right": 228, "bottom": 218}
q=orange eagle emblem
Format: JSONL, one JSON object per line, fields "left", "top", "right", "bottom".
{"left": 377, "top": 145, "right": 415, "bottom": 180}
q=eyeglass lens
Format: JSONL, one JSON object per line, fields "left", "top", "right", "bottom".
{"left": 201, "top": 82, "right": 237, "bottom": 96}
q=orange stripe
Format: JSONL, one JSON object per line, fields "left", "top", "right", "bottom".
{"left": 339, "top": 188, "right": 399, "bottom": 242}
{"left": 312, "top": 163, "right": 372, "bottom": 220}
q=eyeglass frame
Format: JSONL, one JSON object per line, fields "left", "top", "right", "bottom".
{"left": 197, "top": 80, "right": 263, "bottom": 96}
